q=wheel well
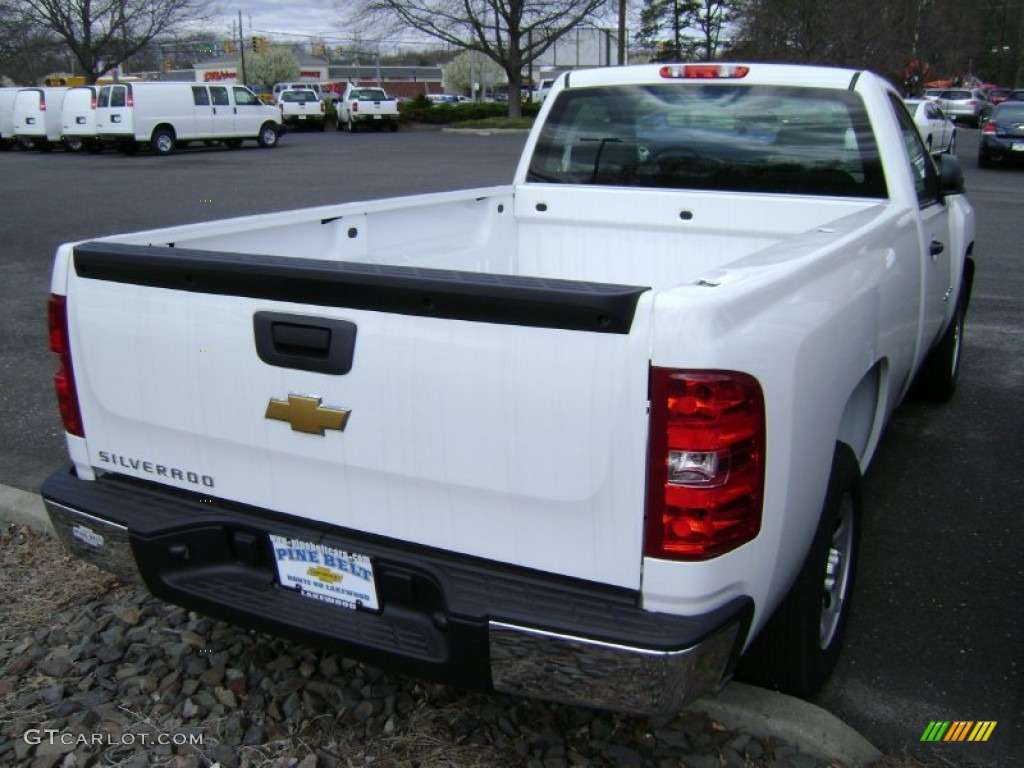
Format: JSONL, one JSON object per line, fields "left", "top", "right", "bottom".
{"left": 836, "top": 361, "right": 887, "bottom": 472}
{"left": 152, "top": 124, "right": 175, "bottom": 140}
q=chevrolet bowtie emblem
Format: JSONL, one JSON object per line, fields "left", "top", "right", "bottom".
{"left": 265, "top": 394, "right": 351, "bottom": 435}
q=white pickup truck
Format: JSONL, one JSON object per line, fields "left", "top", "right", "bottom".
{"left": 43, "top": 63, "right": 974, "bottom": 714}
{"left": 336, "top": 85, "right": 400, "bottom": 132}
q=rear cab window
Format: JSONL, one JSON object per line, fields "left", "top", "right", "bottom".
{"left": 527, "top": 83, "right": 888, "bottom": 198}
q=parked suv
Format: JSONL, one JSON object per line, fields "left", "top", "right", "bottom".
{"left": 931, "top": 88, "right": 992, "bottom": 127}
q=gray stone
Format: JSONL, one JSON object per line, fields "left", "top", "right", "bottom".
{"left": 39, "top": 683, "right": 66, "bottom": 704}
{"left": 214, "top": 686, "right": 238, "bottom": 708}
{"left": 38, "top": 657, "right": 72, "bottom": 678}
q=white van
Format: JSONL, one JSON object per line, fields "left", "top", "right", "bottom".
{"left": 13, "top": 87, "right": 69, "bottom": 150}
{"left": 0, "top": 87, "right": 19, "bottom": 149}
{"left": 61, "top": 85, "right": 100, "bottom": 152}
{"left": 96, "top": 81, "right": 282, "bottom": 155}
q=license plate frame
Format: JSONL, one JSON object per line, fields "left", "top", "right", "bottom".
{"left": 269, "top": 534, "right": 380, "bottom": 612}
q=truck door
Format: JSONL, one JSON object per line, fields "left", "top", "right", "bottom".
{"left": 105, "top": 85, "right": 132, "bottom": 136}
{"left": 892, "top": 96, "right": 954, "bottom": 349}
{"left": 208, "top": 86, "right": 232, "bottom": 137}
{"left": 191, "top": 86, "right": 215, "bottom": 135}
{"left": 231, "top": 86, "right": 264, "bottom": 135}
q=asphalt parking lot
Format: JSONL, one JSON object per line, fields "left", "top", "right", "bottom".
{"left": 0, "top": 126, "right": 1021, "bottom": 767}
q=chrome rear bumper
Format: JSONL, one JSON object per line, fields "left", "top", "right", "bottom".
{"left": 490, "top": 618, "right": 740, "bottom": 713}
{"left": 45, "top": 500, "right": 141, "bottom": 583}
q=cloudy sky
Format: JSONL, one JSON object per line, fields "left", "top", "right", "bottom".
{"left": 206, "top": 0, "right": 363, "bottom": 45}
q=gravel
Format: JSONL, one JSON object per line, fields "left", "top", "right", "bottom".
{"left": 0, "top": 524, "right": 847, "bottom": 767}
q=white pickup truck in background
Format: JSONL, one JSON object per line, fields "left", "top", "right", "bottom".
{"left": 43, "top": 63, "right": 974, "bottom": 714}
{"left": 336, "top": 85, "right": 400, "bottom": 132}
{"left": 276, "top": 88, "right": 326, "bottom": 132}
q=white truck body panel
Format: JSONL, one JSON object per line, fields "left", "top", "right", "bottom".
{"left": 0, "top": 87, "right": 19, "bottom": 145}
{"left": 61, "top": 86, "right": 99, "bottom": 142}
{"left": 13, "top": 87, "right": 68, "bottom": 143}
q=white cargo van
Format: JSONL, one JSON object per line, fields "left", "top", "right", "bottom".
{"left": 0, "top": 87, "right": 19, "bottom": 149}
{"left": 61, "top": 85, "right": 100, "bottom": 152}
{"left": 13, "top": 87, "right": 69, "bottom": 150}
{"left": 96, "top": 82, "right": 282, "bottom": 155}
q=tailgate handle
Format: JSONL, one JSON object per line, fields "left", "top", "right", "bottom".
{"left": 254, "top": 312, "right": 356, "bottom": 375}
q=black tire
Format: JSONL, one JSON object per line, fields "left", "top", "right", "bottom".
{"left": 346, "top": 117, "right": 356, "bottom": 133}
{"left": 257, "top": 123, "right": 279, "bottom": 148}
{"left": 64, "top": 137, "right": 84, "bottom": 152}
{"left": 977, "top": 151, "right": 991, "bottom": 169}
{"left": 737, "top": 444, "right": 861, "bottom": 698}
{"left": 150, "top": 127, "right": 175, "bottom": 156}
{"left": 913, "top": 280, "right": 968, "bottom": 402}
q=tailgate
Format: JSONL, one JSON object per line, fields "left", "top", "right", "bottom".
{"left": 61, "top": 242, "right": 654, "bottom": 589}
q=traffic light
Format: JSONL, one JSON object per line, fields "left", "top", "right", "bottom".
{"left": 252, "top": 35, "right": 267, "bottom": 53}
{"left": 164, "top": 59, "right": 173, "bottom": 71}
{"left": 224, "top": 40, "right": 234, "bottom": 54}
{"left": 312, "top": 43, "right": 325, "bottom": 57}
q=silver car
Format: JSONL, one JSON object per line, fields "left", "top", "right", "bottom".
{"left": 931, "top": 88, "right": 992, "bottom": 127}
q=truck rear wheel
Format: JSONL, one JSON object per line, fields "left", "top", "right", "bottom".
{"left": 150, "top": 128, "right": 176, "bottom": 156}
{"left": 736, "top": 443, "right": 861, "bottom": 698}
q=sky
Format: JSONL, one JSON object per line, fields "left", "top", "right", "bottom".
{"left": 206, "top": 0, "right": 370, "bottom": 47}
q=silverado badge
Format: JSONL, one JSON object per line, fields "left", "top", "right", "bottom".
{"left": 265, "top": 394, "right": 350, "bottom": 435}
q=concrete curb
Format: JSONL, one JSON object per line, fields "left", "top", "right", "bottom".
{"left": 0, "top": 482, "right": 52, "bottom": 534}
{"left": 690, "top": 682, "right": 882, "bottom": 767}
{"left": 1, "top": 482, "right": 881, "bottom": 767}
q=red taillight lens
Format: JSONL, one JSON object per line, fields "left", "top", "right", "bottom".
{"left": 126, "top": 89, "right": 134, "bottom": 108}
{"left": 39, "top": 94, "right": 46, "bottom": 111}
{"left": 660, "top": 64, "right": 750, "bottom": 79}
{"left": 982, "top": 121, "right": 996, "bottom": 134}
{"left": 645, "top": 369, "right": 765, "bottom": 560}
{"left": 352, "top": 102, "right": 358, "bottom": 113}
{"left": 48, "top": 295, "right": 84, "bottom": 437}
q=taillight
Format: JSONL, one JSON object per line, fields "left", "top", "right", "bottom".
{"left": 645, "top": 369, "right": 765, "bottom": 560}
{"left": 320, "top": 101, "right": 325, "bottom": 113}
{"left": 48, "top": 294, "right": 84, "bottom": 437}
{"left": 90, "top": 94, "right": 97, "bottom": 109}
{"left": 352, "top": 102, "right": 359, "bottom": 113}
{"left": 126, "top": 88, "right": 134, "bottom": 108}
{"left": 39, "top": 93, "right": 46, "bottom": 111}
{"left": 660, "top": 64, "right": 749, "bottom": 79}
{"left": 982, "top": 121, "right": 996, "bottom": 134}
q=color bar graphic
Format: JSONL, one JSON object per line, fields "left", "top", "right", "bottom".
{"left": 921, "top": 721, "right": 997, "bottom": 742}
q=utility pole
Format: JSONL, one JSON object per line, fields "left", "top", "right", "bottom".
{"left": 238, "top": 10, "right": 247, "bottom": 84}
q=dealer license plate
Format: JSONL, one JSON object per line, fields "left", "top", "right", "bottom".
{"left": 270, "top": 534, "right": 380, "bottom": 611}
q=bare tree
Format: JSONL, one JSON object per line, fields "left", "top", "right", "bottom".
{"left": 354, "top": 0, "right": 611, "bottom": 117}
{"left": 10, "top": 0, "right": 214, "bottom": 83}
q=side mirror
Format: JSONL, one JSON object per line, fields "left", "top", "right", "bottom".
{"left": 936, "top": 154, "right": 965, "bottom": 195}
